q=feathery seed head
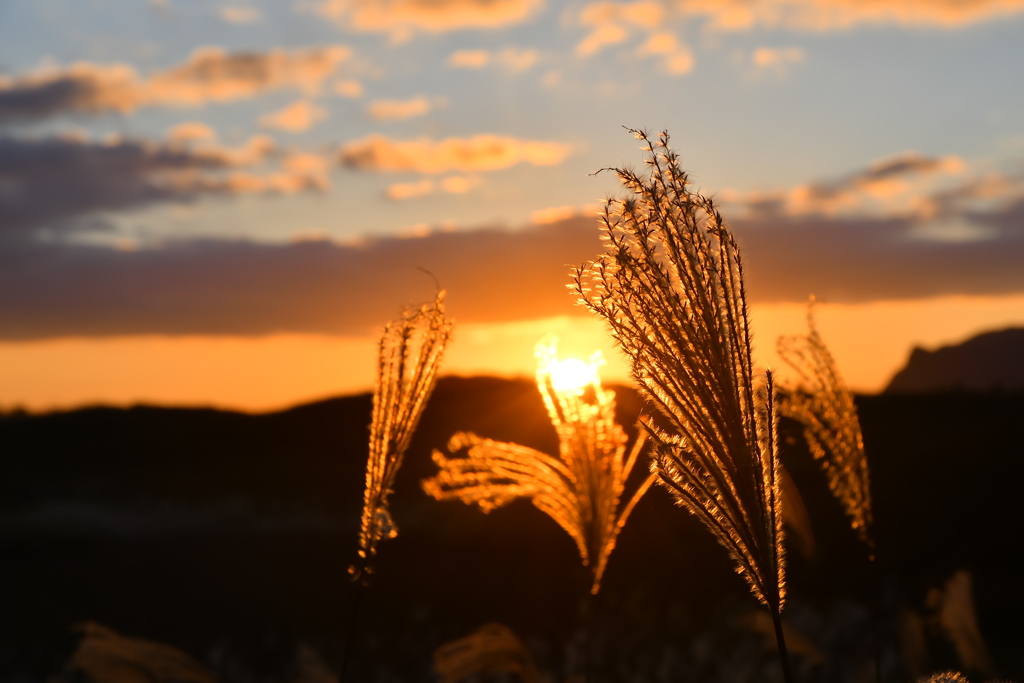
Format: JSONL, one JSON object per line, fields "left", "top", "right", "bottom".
{"left": 572, "top": 128, "right": 787, "bottom": 610}
{"left": 777, "top": 300, "right": 873, "bottom": 550}
{"left": 423, "top": 335, "right": 654, "bottom": 594}
{"left": 351, "top": 292, "right": 452, "bottom": 584}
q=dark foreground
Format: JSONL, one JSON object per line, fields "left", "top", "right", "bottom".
{"left": 1, "top": 378, "right": 1022, "bottom": 683}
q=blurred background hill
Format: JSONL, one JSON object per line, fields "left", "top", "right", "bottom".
{"left": 1, "top": 369, "right": 1022, "bottom": 682}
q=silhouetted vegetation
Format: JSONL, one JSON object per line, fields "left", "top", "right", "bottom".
{"left": 2, "top": 382, "right": 1022, "bottom": 681}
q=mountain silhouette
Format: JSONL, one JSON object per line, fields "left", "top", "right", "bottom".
{"left": 885, "top": 327, "right": 1024, "bottom": 393}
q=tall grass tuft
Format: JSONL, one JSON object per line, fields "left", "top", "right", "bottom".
{"left": 351, "top": 292, "right": 453, "bottom": 584}
{"left": 777, "top": 301, "right": 873, "bottom": 550}
{"left": 423, "top": 335, "right": 654, "bottom": 595}
{"left": 571, "top": 129, "right": 792, "bottom": 681}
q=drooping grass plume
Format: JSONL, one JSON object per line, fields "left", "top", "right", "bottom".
{"left": 777, "top": 300, "right": 873, "bottom": 549}
{"left": 351, "top": 292, "right": 452, "bottom": 584}
{"left": 423, "top": 335, "right": 655, "bottom": 595}
{"left": 571, "top": 129, "right": 791, "bottom": 679}
{"left": 67, "top": 622, "right": 216, "bottom": 683}
{"left": 927, "top": 570, "right": 996, "bottom": 677}
{"left": 919, "top": 673, "right": 969, "bottom": 683}
{"left": 433, "top": 623, "right": 539, "bottom": 683}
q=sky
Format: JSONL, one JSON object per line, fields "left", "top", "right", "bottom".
{"left": 1, "top": 0, "right": 1023, "bottom": 412}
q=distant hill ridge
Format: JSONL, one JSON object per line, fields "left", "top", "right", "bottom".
{"left": 885, "top": 327, "right": 1024, "bottom": 393}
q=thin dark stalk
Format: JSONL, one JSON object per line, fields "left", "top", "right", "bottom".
{"left": 866, "top": 552, "right": 884, "bottom": 683}
{"left": 770, "top": 607, "right": 796, "bottom": 683}
{"left": 338, "top": 573, "right": 365, "bottom": 683}
{"left": 580, "top": 585, "right": 601, "bottom": 683}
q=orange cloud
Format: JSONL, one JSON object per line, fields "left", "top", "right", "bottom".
{"left": 366, "top": 95, "right": 444, "bottom": 121}
{"left": 259, "top": 99, "right": 328, "bottom": 132}
{"left": 384, "top": 174, "right": 481, "bottom": 199}
{"left": 577, "top": 1, "right": 664, "bottom": 56}
{"left": 439, "top": 174, "right": 481, "bottom": 194}
{"left": 333, "top": 79, "right": 364, "bottom": 97}
{"left": 496, "top": 47, "right": 540, "bottom": 72}
{"left": 752, "top": 46, "right": 805, "bottom": 68}
{"left": 730, "top": 152, "right": 969, "bottom": 219}
{"left": 281, "top": 151, "right": 332, "bottom": 191}
{"left": 386, "top": 178, "right": 435, "bottom": 200}
{"left": 339, "top": 134, "right": 572, "bottom": 173}
{"left": 146, "top": 46, "right": 351, "bottom": 105}
{"left": 220, "top": 6, "right": 262, "bottom": 23}
{"left": 635, "top": 31, "right": 693, "bottom": 73}
{"left": 0, "top": 46, "right": 351, "bottom": 122}
{"left": 530, "top": 204, "right": 598, "bottom": 224}
{"left": 315, "top": 0, "right": 543, "bottom": 34}
{"left": 576, "top": 3, "right": 692, "bottom": 73}
{"left": 166, "top": 121, "right": 217, "bottom": 143}
{"left": 447, "top": 47, "right": 539, "bottom": 72}
{"left": 448, "top": 49, "right": 491, "bottom": 68}
{"left": 676, "top": 0, "right": 1024, "bottom": 31}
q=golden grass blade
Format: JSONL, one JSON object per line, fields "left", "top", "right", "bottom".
{"left": 571, "top": 128, "right": 786, "bottom": 612}
{"left": 777, "top": 300, "right": 873, "bottom": 548}
{"left": 423, "top": 335, "right": 651, "bottom": 594}
{"left": 351, "top": 292, "right": 452, "bottom": 583}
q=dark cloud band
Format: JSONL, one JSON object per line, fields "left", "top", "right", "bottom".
{"left": 0, "top": 212, "right": 1022, "bottom": 340}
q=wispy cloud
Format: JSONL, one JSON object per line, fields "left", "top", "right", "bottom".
{"left": 333, "top": 79, "right": 364, "bottom": 97}
{"left": 676, "top": 0, "right": 1024, "bottom": 31}
{"left": 0, "top": 46, "right": 351, "bottom": 122}
{"left": 447, "top": 47, "right": 539, "bottom": 72}
{"left": 384, "top": 174, "right": 482, "bottom": 200}
{"left": 146, "top": 46, "right": 350, "bottom": 104}
{"left": 219, "top": 6, "right": 262, "bottom": 23}
{"left": 635, "top": 31, "right": 693, "bottom": 73}
{"left": 576, "top": 2, "right": 692, "bottom": 74}
{"left": 577, "top": 1, "right": 664, "bottom": 56}
{"left": 259, "top": 99, "right": 328, "bottom": 132}
{"left": 386, "top": 178, "right": 434, "bottom": 200}
{"left": 314, "top": 0, "right": 543, "bottom": 36}
{"left": 165, "top": 121, "right": 218, "bottom": 143}
{"left": 448, "top": 49, "right": 491, "bottom": 68}
{"left": 752, "top": 46, "right": 805, "bottom": 73}
{"left": 366, "top": 95, "right": 445, "bottom": 121}
{"left": 439, "top": 174, "right": 481, "bottom": 193}
{"left": 338, "top": 134, "right": 572, "bottom": 173}
{"left": 725, "top": 152, "right": 968, "bottom": 219}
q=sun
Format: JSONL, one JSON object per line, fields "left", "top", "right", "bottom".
{"left": 536, "top": 335, "right": 607, "bottom": 396}
{"left": 548, "top": 357, "right": 596, "bottom": 393}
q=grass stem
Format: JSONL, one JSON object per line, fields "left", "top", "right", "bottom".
{"left": 338, "top": 574, "right": 365, "bottom": 683}
{"left": 770, "top": 607, "right": 796, "bottom": 683}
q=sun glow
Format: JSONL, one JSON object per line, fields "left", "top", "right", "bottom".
{"left": 541, "top": 343, "right": 604, "bottom": 394}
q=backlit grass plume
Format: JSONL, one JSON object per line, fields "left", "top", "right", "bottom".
{"left": 571, "top": 129, "right": 791, "bottom": 679}
{"left": 350, "top": 292, "right": 452, "bottom": 584}
{"left": 423, "top": 335, "right": 655, "bottom": 594}
{"left": 777, "top": 301, "right": 873, "bottom": 550}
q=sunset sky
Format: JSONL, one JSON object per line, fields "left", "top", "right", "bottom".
{"left": 2, "top": 0, "right": 1023, "bottom": 411}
